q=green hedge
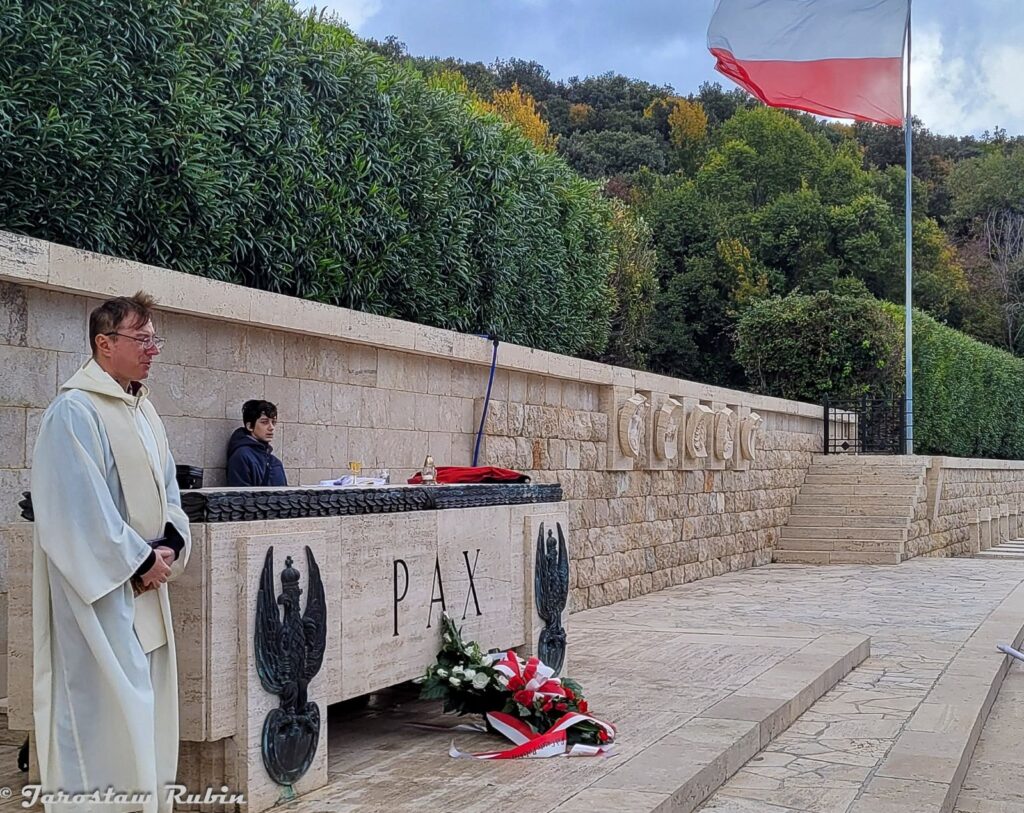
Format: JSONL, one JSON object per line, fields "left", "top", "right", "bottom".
{"left": 881, "top": 303, "right": 1024, "bottom": 459}
{"left": 737, "top": 292, "right": 1024, "bottom": 459}
{"left": 0, "top": 0, "right": 614, "bottom": 355}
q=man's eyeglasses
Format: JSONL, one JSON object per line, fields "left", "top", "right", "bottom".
{"left": 105, "top": 332, "right": 166, "bottom": 350}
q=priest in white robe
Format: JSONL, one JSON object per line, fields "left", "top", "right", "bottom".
{"left": 30, "top": 291, "right": 191, "bottom": 813}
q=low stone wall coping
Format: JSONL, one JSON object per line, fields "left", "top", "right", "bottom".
{"left": 934, "top": 456, "right": 1024, "bottom": 471}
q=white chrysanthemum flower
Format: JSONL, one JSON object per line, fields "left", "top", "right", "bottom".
{"left": 463, "top": 668, "right": 476, "bottom": 680}
{"left": 449, "top": 676, "right": 461, "bottom": 687}
{"left": 472, "top": 672, "right": 490, "bottom": 690}
{"left": 436, "top": 668, "right": 448, "bottom": 679}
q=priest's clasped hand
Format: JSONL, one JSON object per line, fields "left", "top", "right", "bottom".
{"left": 141, "top": 548, "right": 173, "bottom": 589}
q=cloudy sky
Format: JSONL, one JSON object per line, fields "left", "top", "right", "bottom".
{"left": 297, "top": 0, "right": 1024, "bottom": 137}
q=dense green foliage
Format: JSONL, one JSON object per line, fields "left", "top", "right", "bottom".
{"left": 0, "top": 0, "right": 616, "bottom": 356}
{"left": 601, "top": 199, "right": 658, "bottom": 369}
{"left": 737, "top": 292, "right": 1024, "bottom": 459}
{"left": 884, "top": 303, "right": 1024, "bottom": 459}
{"left": 735, "top": 292, "right": 903, "bottom": 402}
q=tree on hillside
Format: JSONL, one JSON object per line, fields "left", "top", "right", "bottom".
{"left": 492, "top": 58, "right": 557, "bottom": 101}
{"left": 478, "top": 83, "right": 558, "bottom": 153}
{"left": 983, "top": 210, "right": 1024, "bottom": 351}
{"left": 562, "top": 130, "right": 667, "bottom": 177}
{"left": 949, "top": 147, "right": 1024, "bottom": 352}
{"left": 600, "top": 200, "right": 658, "bottom": 369}
{"left": 695, "top": 81, "right": 755, "bottom": 127}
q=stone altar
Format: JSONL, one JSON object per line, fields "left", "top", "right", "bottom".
{"left": 6, "top": 483, "right": 569, "bottom": 812}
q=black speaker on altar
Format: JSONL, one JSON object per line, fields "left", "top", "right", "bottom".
{"left": 176, "top": 464, "right": 204, "bottom": 490}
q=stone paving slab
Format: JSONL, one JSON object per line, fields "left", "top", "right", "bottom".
{"left": 850, "top": 580, "right": 1024, "bottom": 813}
{"left": 700, "top": 559, "right": 1024, "bottom": 813}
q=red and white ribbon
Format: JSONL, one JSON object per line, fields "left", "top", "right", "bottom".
{"left": 449, "top": 711, "right": 616, "bottom": 760}
{"left": 445, "top": 650, "right": 616, "bottom": 759}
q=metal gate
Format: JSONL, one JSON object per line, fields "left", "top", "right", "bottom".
{"left": 823, "top": 395, "right": 906, "bottom": 455}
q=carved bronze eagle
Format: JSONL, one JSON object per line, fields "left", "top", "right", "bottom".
{"left": 535, "top": 522, "right": 569, "bottom": 675}
{"left": 255, "top": 545, "right": 327, "bottom": 787}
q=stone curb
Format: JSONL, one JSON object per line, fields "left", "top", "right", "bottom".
{"left": 851, "top": 580, "right": 1024, "bottom": 813}
{"left": 550, "top": 632, "right": 870, "bottom": 813}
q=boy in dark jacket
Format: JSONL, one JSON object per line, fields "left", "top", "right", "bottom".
{"left": 226, "top": 399, "right": 287, "bottom": 487}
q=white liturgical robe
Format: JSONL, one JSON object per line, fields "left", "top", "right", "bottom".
{"left": 31, "top": 360, "right": 191, "bottom": 813}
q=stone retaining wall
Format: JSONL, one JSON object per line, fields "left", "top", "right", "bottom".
{"left": 911, "top": 459, "right": 1024, "bottom": 558}
{"left": 0, "top": 231, "right": 825, "bottom": 621}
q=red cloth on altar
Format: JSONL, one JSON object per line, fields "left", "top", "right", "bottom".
{"left": 407, "top": 466, "right": 530, "bottom": 484}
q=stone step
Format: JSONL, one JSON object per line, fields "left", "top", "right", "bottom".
{"left": 789, "top": 505, "right": 913, "bottom": 519}
{"left": 803, "top": 473, "right": 922, "bottom": 485}
{"left": 808, "top": 462, "right": 924, "bottom": 474}
{"left": 799, "top": 484, "right": 920, "bottom": 497}
{"left": 790, "top": 491, "right": 913, "bottom": 503}
{"left": 786, "top": 514, "right": 909, "bottom": 528}
{"left": 781, "top": 525, "right": 906, "bottom": 541}
{"left": 976, "top": 543, "right": 1024, "bottom": 560}
{"left": 976, "top": 550, "right": 1024, "bottom": 560}
{"left": 775, "top": 537, "right": 903, "bottom": 553}
{"left": 810, "top": 454, "right": 928, "bottom": 466}
{"left": 773, "top": 549, "right": 902, "bottom": 565}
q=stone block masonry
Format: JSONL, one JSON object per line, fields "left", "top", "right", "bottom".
{"left": 0, "top": 232, "right": 828, "bottom": 615}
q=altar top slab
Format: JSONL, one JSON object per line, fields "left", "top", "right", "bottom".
{"left": 17, "top": 482, "right": 563, "bottom": 524}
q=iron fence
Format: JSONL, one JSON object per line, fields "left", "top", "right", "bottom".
{"left": 824, "top": 395, "right": 906, "bottom": 455}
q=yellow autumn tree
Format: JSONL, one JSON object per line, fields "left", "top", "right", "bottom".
{"left": 428, "top": 68, "right": 473, "bottom": 98}
{"left": 643, "top": 96, "right": 682, "bottom": 123}
{"left": 667, "top": 98, "right": 708, "bottom": 149}
{"left": 719, "top": 238, "right": 770, "bottom": 310}
{"left": 479, "top": 83, "right": 558, "bottom": 153}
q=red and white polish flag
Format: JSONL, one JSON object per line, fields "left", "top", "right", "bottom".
{"left": 707, "top": 0, "right": 910, "bottom": 126}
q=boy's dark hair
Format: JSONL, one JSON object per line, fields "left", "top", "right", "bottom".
{"left": 242, "top": 399, "right": 278, "bottom": 428}
{"left": 88, "top": 291, "right": 157, "bottom": 354}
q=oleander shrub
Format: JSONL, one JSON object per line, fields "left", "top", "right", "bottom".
{"left": 0, "top": 0, "right": 615, "bottom": 355}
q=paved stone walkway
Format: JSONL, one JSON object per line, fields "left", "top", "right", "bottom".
{"left": 698, "top": 559, "right": 1024, "bottom": 813}
{"left": 954, "top": 658, "right": 1024, "bottom": 813}
{"left": 295, "top": 558, "right": 1024, "bottom": 813}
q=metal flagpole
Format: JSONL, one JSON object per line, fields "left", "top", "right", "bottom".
{"left": 903, "top": 0, "right": 914, "bottom": 455}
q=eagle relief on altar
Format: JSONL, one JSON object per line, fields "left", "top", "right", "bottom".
{"left": 255, "top": 546, "right": 328, "bottom": 789}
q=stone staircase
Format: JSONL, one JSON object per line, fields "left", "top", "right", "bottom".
{"left": 975, "top": 539, "right": 1024, "bottom": 560}
{"left": 775, "top": 456, "right": 928, "bottom": 565}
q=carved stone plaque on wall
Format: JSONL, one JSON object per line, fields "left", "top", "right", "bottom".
{"left": 618, "top": 393, "right": 649, "bottom": 458}
{"left": 740, "top": 411, "right": 763, "bottom": 462}
{"left": 686, "top": 404, "right": 714, "bottom": 459}
{"left": 714, "top": 407, "right": 738, "bottom": 460}
{"left": 654, "top": 398, "right": 682, "bottom": 461}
